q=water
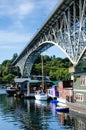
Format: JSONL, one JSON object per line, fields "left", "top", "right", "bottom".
{"left": 0, "top": 89, "right": 86, "bottom": 130}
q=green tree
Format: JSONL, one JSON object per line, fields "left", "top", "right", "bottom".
{"left": 11, "top": 53, "right": 18, "bottom": 63}
{"left": 2, "top": 74, "right": 15, "bottom": 84}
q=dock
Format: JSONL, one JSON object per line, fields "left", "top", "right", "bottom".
{"left": 67, "top": 102, "right": 86, "bottom": 115}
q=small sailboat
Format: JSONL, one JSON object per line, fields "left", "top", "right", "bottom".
{"left": 35, "top": 55, "right": 48, "bottom": 101}
{"left": 35, "top": 91, "right": 48, "bottom": 101}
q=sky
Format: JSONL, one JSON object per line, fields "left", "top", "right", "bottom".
{"left": 0, "top": 0, "right": 66, "bottom": 64}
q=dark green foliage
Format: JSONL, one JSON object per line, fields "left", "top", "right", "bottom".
{"left": 0, "top": 54, "right": 72, "bottom": 84}
{"left": 31, "top": 55, "right": 72, "bottom": 80}
{"left": 11, "top": 53, "right": 18, "bottom": 63}
{"left": 2, "top": 74, "right": 15, "bottom": 84}
{"left": 0, "top": 53, "right": 21, "bottom": 84}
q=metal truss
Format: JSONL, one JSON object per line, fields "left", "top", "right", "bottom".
{"left": 13, "top": 0, "right": 86, "bottom": 76}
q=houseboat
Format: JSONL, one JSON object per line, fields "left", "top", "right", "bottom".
{"left": 57, "top": 80, "right": 73, "bottom": 102}
{"left": 26, "top": 76, "right": 53, "bottom": 98}
{"left": 72, "top": 71, "right": 86, "bottom": 104}
{"left": 14, "top": 76, "right": 53, "bottom": 98}
{"left": 14, "top": 78, "right": 30, "bottom": 97}
{"left": 68, "top": 65, "right": 86, "bottom": 114}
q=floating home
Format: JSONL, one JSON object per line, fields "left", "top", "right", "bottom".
{"left": 68, "top": 66, "right": 86, "bottom": 114}
{"left": 14, "top": 76, "right": 53, "bottom": 98}
{"left": 69, "top": 65, "right": 86, "bottom": 105}
{"left": 26, "top": 79, "right": 53, "bottom": 98}
{"left": 72, "top": 71, "right": 86, "bottom": 105}
{"left": 14, "top": 78, "right": 29, "bottom": 96}
{"left": 57, "top": 80, "right": 73, "bottom": 102}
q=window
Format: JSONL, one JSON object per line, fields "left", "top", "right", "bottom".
{"left": 76, "top": 93, "right": 84, "bottom": 102}
{"left": 80, "top": 76, "right": 86, "bottom": 86}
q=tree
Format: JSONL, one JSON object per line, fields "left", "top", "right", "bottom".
{"left": 11, "top": 53, "right": 18, "bottom": 63}
{"left": 2, "top": 74, "right": 15, "bottom": 84}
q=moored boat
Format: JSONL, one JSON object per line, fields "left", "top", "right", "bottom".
{"left": 56, "top": 106, "right": 69, "bottom": 113}
{"left": 35, "top": 91, "right": 48, "bottom": 101}
{"left": 35, "top": 55, "right": 48, "bottom": 101}
{"left": 57, "top": 98, "right": 66, "bottom": 104}
{"left": 6, "top": 87, "right": 17, "bottom": 96}
{"left": 50, "top": 99, "right": 59, "bottom": 104}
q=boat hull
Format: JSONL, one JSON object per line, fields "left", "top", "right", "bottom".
{"left": 57, "top": 98, "right": 66, "bottom": 104}
{"left": 6, "top": 87, "right": 17, "bottom": 96}
{"left": 56, "top": 106, "right": 69, "bottom": 113}
{"left": 35, "top": 94, "right": 48, "bottom": 101}
{"left": 6, "top": 90, "right": 16, "bottom": 96}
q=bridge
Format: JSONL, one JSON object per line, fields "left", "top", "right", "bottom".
{"left": 13, "top": 0, "right": 86, "bottom": 77}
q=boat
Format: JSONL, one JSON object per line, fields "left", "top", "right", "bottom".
{"left": 57, "top": 98, "right": 66, "bottom": 104}
{"left": 56, "top": 98, "right": 69, "bottom": 112}
{"left": 56, "top": 105, "right": 69, "bottom": 113}
{"left": 6, "top": 86, "right": 17, "bottom": 96}
{"left": 50, "top": 99, "right": 59, "bottom": 104}
{"left": 35, "top": 55, "right": 48, "bottom": 101}
{"left": 35, "top": 92, "right": 48, "bottom": 101}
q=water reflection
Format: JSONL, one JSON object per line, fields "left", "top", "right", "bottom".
{"left": 69, "top": 111, "right": 86, "bottom": 130}
{"left": 57, "top": 110, "right": 86, "bottom": 130}
{"left": 0, "top": 91, "right": 86, "bottom": 130}
{"left": 57, "top": 112, "right": 74, "bottom": 129}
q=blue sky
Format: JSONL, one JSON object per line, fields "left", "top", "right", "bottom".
{"left": 0, "top": 0, "right": 66, "bottom": 64}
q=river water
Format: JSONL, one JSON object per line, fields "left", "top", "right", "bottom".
{"left": 0, "top": 89, "right": 86, "bottom": 130}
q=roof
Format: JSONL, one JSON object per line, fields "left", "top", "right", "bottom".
{"left": 14, "top": 78, "right": 53, "bottom": 84}
{"left": 14, "top": 78, "right": 30, "bottom": 83}
{"left": 27, "top": 79, "right": 41, "bottom": 83}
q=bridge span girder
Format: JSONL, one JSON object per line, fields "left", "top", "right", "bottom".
{"left": 14, "top": 0, "right": 86, "bottom": 77}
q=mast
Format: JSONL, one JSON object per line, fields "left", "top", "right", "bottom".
{"left": 41, "top": 55, "right": 44, "bottom": 90}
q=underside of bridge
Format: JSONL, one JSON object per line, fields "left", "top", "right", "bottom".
{"left": 13, "top": 0, "right": 86, "bottom": 77}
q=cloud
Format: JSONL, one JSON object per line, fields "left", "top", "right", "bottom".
{"left": 0, "top": 0, "right": 64, "bottom": 64}
{"left": 18, "top": 3, "right": 34, "bottom": 19}
{"left": 0, "top": 30, "right": 32, "bottom": 43}
{"left": 35, "top": 0, "right": 59, "bottom": 13}
{"left": 11, "top": 20, "right": 24, "bottom": 29}
{"left": 0, "top": 0, "right": 35, "bottom": 19}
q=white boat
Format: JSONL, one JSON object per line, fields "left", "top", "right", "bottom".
{"left": 57, "top": 98, "right": 66, "bottom": 104}
{"left": 35, "top": 93, "right": 48, "bottom": 101}
{"left": 57, "top": 98, "right": 67, "bottom": 106}
{"left": 57, "top": 102, "right": 67, "bottom": 107}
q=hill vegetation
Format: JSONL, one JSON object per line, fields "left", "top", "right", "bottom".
{"left": 0, "top": 54, "right": 72, "bottom": 84}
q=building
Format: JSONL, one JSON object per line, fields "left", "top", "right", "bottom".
{"left": 14, "top": 76, "right": 53, "bottom": 98}
{"left": 47, "top": 85, "right": 59, "bottom": 98}
{"left": 57, "top": 80, "right": 73, "bottom": 102}
{"left": 72, "top": 71, "right": 86, "bottom": 105}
